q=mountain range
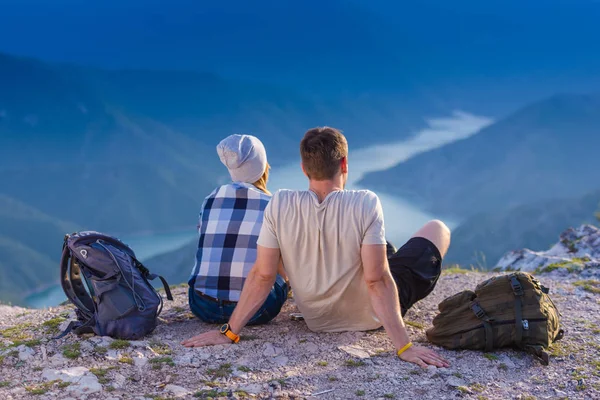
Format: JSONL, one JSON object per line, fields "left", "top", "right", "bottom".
{"left": 360, "top": 93, "right": 600, "bottom": 218}
{"left": 0, "top": 51, "right": 457, "bottom": 305}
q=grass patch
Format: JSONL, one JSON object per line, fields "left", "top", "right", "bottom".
{"left": 234, "top": 390, "right": 249, "bottom": 398}
{"left": 457, "top": 386, "right": 470, "bottom": 394}
{"left": 149, "top": 356, "right": 175, "bottom": 368}
{"left": 237, "top": 365, "right": 252, "bottom": 372}
{"left": 498, "top": 363, "right": 508, "bottom": 371}
{"left": 194, "top": 390, "right": 228, "bottom": 398}
{"left": 95, "top": 346, "right": 108, "bottom": 355}
{"left": 148, "top": 340, "right": 172, "bottom": 355}
{"left": 118, "top": 354, "right": 134, "bottom": 365}
{"left": 383, "top": 394, "right": 395, "bottom": 399}
{"left": 109, "top": 339, "right": 130, "bottom": 349}
{"left": 42, "top": 317, "right": 67, "bottom": 334}
{"left": 405, "top": 320, "right": 425, "bottom": 330}
{"left": 106, "top": 386, "right": 116, "bottom": 392}
{"left": 534, "top": 258, "right": 588, "bottom": 275}
{"left": 470, "top": 383, "right": 485, "bottom": 393}
{"left": 25, "top": 380, "right": 59, "bottom": 395}
{"left": 316, "top": 361, "right": 328, "bottom": 366}
{"left": 0, "top": 323, "right": 33, "bottom": 341}
{"left": 355, "top": 390, "right": 365, "bottom": 396}
{"left": 344, "top": 359, "right": 365, "bottom": 367}
{"left": 90, "top": 367, "right": 115, "bottom": 384}
{"left": 483, "top": 353, "right": 498, "bottom": 361}
{"left": 11, "top": 338, "right": 41, "bottom": 348}
{"left": 207, "top": 363, "right": 232, "bottom": 378}
{"left": 442, "top": 265, "right": 475, "bottom": 275}
{"left": 453, "top": 372, "right": 463, "bottom": 378}
{"left": 62, "top": 343, "right": 81, "bottom": 359}
{"left": 0, "top": 381, "right": 10, "bottom": 387}
{"left": 573, "top": 280, "right": 600, "bottom": 294}
{"left": 328, "top": 376, "right": 338, "bottom": 382}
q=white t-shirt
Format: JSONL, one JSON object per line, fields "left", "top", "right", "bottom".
{"left": 257, "top": 189, "right": 387, "bottom": 332}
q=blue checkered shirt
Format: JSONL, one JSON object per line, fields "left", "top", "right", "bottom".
{"left": 189, "top": 182, "right": 271, "bottom": 302}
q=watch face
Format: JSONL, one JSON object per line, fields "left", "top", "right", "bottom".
{"left": 220, "top": 324, "right": 229, "bottom": 334}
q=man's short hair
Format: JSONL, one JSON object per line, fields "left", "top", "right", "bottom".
{"left": 300, "top": 127, "right": 348, "bottom": 181}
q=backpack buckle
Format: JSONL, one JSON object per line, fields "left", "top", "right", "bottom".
{"left": 470, "top": 303, "right": 492, "bottom": 322}
{"left": 510, "top": 276, "right": 524, "bottom": 296}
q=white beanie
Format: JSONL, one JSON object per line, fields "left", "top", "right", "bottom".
{"left": 217, "top": 134, "right": 268, "bottom": 183}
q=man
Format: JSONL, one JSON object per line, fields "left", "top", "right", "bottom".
{"left": 182, "top": 127, "right": 451, "bottom": 368}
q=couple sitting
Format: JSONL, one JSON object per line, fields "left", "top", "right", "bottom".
{"left": 183, "top": 127, "right": 451, "bottom": 369}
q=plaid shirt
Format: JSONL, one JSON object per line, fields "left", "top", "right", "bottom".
{"left": 189, "top": 182, "right": 271, "bottom": 302}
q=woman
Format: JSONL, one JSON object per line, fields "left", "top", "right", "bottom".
{"left": 188, "top": 134, "right": 288, "bottom": 325}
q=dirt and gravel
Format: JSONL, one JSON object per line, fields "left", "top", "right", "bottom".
{"left": 1, "top": 269, "right": 599, "bottom": 400}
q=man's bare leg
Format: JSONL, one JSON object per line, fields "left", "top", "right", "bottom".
{"left": 411, "top": 219, "right": 451, "bottom": 258}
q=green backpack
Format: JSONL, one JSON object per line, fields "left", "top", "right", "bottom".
{"left": 426, "top": 272, "right": 564, "bottom": 365}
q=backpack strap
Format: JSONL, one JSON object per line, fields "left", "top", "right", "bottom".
{"left": 509, "top": 274, "right": 524, "bottom": 347}
{"left": 147, "top": 273, "right": 174, "bottom": 301}
{"left": 470, "top": 302, "right": 495, "bottom": 352}
{"left": 524, "top": 344, "right": 550, "bottom": 366}
{"left": 132, "top": 256, "right": 174, "bottom": 302}
{"left": 54, "top": 237, "right": 96, "bottom": 340}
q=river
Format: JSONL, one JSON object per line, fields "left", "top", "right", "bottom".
{"left": 24, "top": 111, "right": 492, "bottom": 308}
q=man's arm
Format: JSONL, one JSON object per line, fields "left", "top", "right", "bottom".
{"left": 181, "top": 245, "right": 280, "bottom": 347}
{"left": 361, "top": 244, "right": 449, "bottom": 368}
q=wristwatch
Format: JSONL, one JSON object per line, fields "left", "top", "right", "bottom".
{"left": 219, "top": 323, "right": 240, "bottom": 343}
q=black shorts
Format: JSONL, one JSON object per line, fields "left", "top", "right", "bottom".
{"left": 387, "top": 237, "right": 442, "bottom": 316}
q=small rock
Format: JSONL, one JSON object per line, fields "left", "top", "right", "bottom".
{"left": 239, "top": 383, "right": 262, "bottom": 395}
{"left": 263, "top": 343, "right": 282, "bottom": 357}
{"left": 304, "top": 342, "right": 319, "bottom": 353}
{"left": 130, "top": 340, "right": 148, "bottom": 348}
{"left": 134, "top": 354, "right": 148, "bottom": 368}
{"left": 113, "top": 372, "right": 127, "bottom": 389}
{"left": 193, "top": 349, "right": 212, "bottom": 361}
{"left": 338, "top": 345, "right": 370, "bottom": 359}
{"left": 426, "top": 365, "right": 438, "bottom": 376}
{"left": 49, "top": 353, "right": 67, "bottom": 366}
{"left": 273, "top": 355, "right": 289, "bottom": 366}
{"left": 165, "top": 384, "right": 191, "bottom": 398}
{"left": 232, "top": 369, "right": 248, "bottom": 379}
{"left": 174, "top": 353, "right": 194, "bottom": 366}
{"left": 446, "top": 376, "right": 467, "bottom": 388}
{"left": 41, "top": 366, "right": 102, "bottom": 394}
{"left": 79, "top": 341, "right": 94, "bottom": 353}
{"left": 17, "top": 345, "right": 35, "bottom": 361}
{"left": 88, "top": 336, "right": 113, "bottom": 347}
{"left": 554, "top": 389, "right": 568, "bottom": 396}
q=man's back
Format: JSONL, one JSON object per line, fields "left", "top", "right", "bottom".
{"left": 257, "top": 188, "right": 386, "bottom": 332}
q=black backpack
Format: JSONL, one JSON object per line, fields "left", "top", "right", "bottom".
{"left": 56, "top": 231, "right": 173, "bottom": 340}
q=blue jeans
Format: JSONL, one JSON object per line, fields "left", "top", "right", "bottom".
{"left": 188, "top": 275, "right": 289, "bottom": 325}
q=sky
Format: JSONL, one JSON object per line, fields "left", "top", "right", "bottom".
{"left": 1, "top": 0, "right": 599, "bottom": 114}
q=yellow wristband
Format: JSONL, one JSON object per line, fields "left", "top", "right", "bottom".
{"left": 396, "top": 342, "right": 413, "bottom": 357}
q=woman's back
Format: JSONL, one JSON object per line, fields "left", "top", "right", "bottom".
{"left": 188, "top": 182, "right": 271, "bottom": 302}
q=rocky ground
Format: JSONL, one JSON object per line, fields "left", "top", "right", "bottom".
{"left": 1, "top": 225, "right": 600, "bottom": 400}
{"left": 0, "top": 271, "right": 599, "bottom": 400}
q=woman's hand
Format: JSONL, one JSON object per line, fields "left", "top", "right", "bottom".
{"left": 398, "top": 344, "right": 450, "bottom": 369}
{"left": 181, "top": 330, "right": 232, "bottom": 348}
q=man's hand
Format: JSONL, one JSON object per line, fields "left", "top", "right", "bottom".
{"left": 398, "top": 344, "right": 450, "bottom": 369}
{"left": 181, "top": 330, "right": 232, "bottom": 348}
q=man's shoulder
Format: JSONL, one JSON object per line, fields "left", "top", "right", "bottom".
{"left": 271, "top": 189, "right": 309, "bottom": 201}
{"left": 339, "top": 189, "right": 381, "bottom": 205}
